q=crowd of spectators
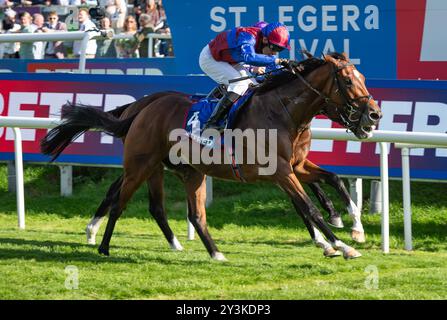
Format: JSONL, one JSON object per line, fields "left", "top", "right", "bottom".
{"left": 0, "top": 0, "right": 173, "bottom": 59}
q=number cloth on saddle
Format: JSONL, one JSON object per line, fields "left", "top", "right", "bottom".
{"left": 184, "top": 90, "right": 254, "bottom": 136}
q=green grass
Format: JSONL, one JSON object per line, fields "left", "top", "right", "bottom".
{"left": 0, "top": 164, "right": 446, "bottom": 299}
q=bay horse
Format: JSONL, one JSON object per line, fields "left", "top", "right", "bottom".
{"left": 41, "top": 52, "right": 381, "bottom": 260}
{"left": 83, "top": 95, "right": 366, "bottom": 248}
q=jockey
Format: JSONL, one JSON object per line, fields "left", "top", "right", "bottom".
{"left": 199, "top": 22, "right": 292, "bottom": 131}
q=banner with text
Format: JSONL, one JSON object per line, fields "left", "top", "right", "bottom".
{"left": 0, "top": 73, "right": 446, "bottom": 180}
{"left": 1, "top": 0, "right": 446, "bottom": 80}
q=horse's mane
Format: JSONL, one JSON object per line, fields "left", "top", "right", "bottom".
{"left": 255, "top": 52, "right": 347, "bottom": 95}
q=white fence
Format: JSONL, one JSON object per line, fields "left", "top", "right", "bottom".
{"left": 1, "top": 116, "right": 447, "bottom": 253}
{"left": 0, "top": 31, "right": 172, "bottom": 72}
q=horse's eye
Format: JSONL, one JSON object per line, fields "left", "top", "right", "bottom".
{"left": 345, "top": 78, "right": 353, "bottom": 87}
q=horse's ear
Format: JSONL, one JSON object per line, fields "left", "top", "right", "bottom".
{"left": 301, "top": 49, "right": 313, "bottom": 59}
{"left": 341, "top": 52, "right": 348, "bottom": 60}
{"left": 324, "top": 54, "right": 338, "bottom": 65}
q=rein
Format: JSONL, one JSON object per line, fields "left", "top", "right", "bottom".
{"left": 228, "top": 66, "right": 287, "bottom": 84}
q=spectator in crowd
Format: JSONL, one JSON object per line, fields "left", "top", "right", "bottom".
{"left": 33, "top": 13, "right": 45, "bottom": 29}
{"left": 43, "top": 11, "right": 67, "bottom": 59}
{"left": 99, "top": 0, "right": 127, "bottom": 33}
{"left": 96, "top": 16, "right": 116, "bottom": 58}
{"left": 72, "top": 8, "right": 97, "bottom": 59}
{"left": 133, "top": 0, "right": 148, "bottom": 28}
{"left": 115, "top": 15, "right": 139, "bottom": 58}
{"left": 18, "top": 12, "right": 38, "bottom": 59}
{"left": 146, "top": 0, "right": 160, "bottom": 28}
{"left": 1, "top": 8, "right": 20, "bottom": 59}
{"left": 154, "top": 0, "right": 173, "bottom": 57}
{"left": 135, "top": 13, "right": 154, "bottom": 58}
{"left": 32, "top": 13, "right": 46, "bottom": 59}
{"left": 0, "top": 0, "right": 15, "bottom": 7}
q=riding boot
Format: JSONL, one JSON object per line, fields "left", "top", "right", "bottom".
{"left": 202, "top": 91, "right": 240, "bottom": 132}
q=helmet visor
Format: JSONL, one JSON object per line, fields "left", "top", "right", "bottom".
{"left": 268, "top": 43, "right": 286, "bottom": 53}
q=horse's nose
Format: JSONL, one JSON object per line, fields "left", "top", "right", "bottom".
{"left": 368, "top": 106, "right": 382, "bottom": 123}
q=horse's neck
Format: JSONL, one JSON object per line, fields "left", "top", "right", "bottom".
{"left": 277, "top": 65, "right": 332, "bottom": 130}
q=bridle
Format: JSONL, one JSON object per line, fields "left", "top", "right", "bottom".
{"left": 291, "top": 61, "right": 373, "bottom": 133}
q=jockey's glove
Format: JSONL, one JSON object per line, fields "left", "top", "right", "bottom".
{"left": 277, "top": 59, "right": 305, "bottom": 72}
{"left": 277, "top": 58, "right": 290, "bottom": 66}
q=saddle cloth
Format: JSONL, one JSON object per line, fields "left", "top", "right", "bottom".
{"left": 184, "top": 90, "right": 254, "bottom": 147}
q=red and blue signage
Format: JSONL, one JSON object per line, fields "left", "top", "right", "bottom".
{"left": 1, "top": 73, "right": 446, "bottom": 181}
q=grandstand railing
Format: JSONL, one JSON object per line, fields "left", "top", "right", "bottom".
{"left": 1, "top": 116, "right": 447, "bottom": 253}
{"left": 0, "top": 31, "right": 92, "bottom": 72}
{"left": 0, "top": 31, "right": 173, "bottom": 71}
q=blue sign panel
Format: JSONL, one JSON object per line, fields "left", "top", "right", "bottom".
{"left": 163, "top": 0, "right": 397, "bottom": 78}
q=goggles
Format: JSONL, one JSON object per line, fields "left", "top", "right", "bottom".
{"left": 268, "top": 43, "right": 286, "bottom": 52}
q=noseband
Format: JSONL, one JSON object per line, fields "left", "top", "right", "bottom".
{"left": 294, "top": 61, "right": 372, "bottom": 132}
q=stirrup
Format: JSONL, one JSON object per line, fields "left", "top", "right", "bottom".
{"left": 206, "top": 84, "right": 227, "bottom": 100}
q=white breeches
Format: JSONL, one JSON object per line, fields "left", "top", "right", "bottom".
{"left": 199, "top": 45, "right": 257, "bottom": 96}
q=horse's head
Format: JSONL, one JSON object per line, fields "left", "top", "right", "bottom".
{"left": 318, "top": 53, "right": 382, "bottom": 139}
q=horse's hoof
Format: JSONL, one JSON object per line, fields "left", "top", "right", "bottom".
{"left": 169, "top": 237, "right": 184, "bottom": 251}
{"left": 324, "top": 247, "right": 342, "bottom": 258}
{"left": 343, "top": 248, "right": 362, "bottom": 260}
{"left": 98, "top": 246, "right": 109, "bottom": 256}
{"left": 86, "top": 227, "right": 96, "bottom": 245}
{"left": 328, "top": 216, "right": 344, "bottom": 229}
{"left": 211, "top": 252, "right": 228, "bottom": 262}
{"left": 170, "top": 244, "right": 184, "bottom": 251}
{"left": 351, "top": 230, "right": 366, "bottom": 243}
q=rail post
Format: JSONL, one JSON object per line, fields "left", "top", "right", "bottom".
{"left": 13, "top": 128, "right": 25, "bottom": 230}
{"left": 401, "top": 147, "right": 413, "bottom": 251}
{"left": 379, "top": 142, "right": 390, "bottom": 253}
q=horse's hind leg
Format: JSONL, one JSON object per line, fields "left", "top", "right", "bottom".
{"left": 147, "top": 165, "right": 183, "bottom": 251}
{"left": 98, "top": 155, "right": 161, "bottom": 256}
{"left": 183, "top": 169, "right": 225, "bottom": 261}
{"left": 86, "top": 175, "right": 123, "bottom": 245}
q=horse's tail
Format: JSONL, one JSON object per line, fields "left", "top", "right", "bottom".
{"left": 41, "top": 91, "right": 183, "bottom": 161}
{"left": 41, "top": 102, "right": 138, "bottom": 161}
{"left": 107, "top": 102, "right": 133, "bottom": 118}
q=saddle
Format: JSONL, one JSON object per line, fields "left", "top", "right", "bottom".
{"left": 184, "top": 85, "right": 255, "bottom": 147}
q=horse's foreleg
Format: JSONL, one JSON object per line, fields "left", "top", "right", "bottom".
{"left": 276, "top": 166, "right": 361, "bottom": 260}
{"left": 294, "top": 164, "right": 344, "bottom": 229}
{"left": 86, "top": 175, "right": 123, "bottom": 245}
{"left": 295, "top": 200, "right": 342, "bottom": 258}
{"left": 307, "top": 182, "right": 344, "bottom": 229}
{"left": 300, "top": 160, "right": 365, "bottom": 243}
{"left": 184, "top": 170, "right": 225, "bottom": 261}
{"left": 147, "top": 165, "right": 183, "bottom": 251}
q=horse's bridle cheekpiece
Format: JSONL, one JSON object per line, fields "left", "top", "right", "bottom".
{"left": 292, "top": 60, "right": 373, "bottom": 134}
